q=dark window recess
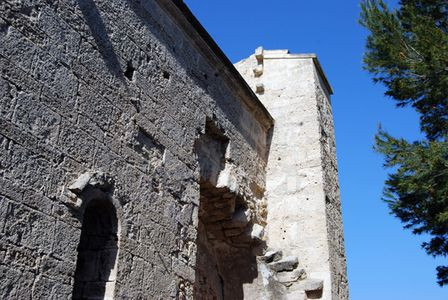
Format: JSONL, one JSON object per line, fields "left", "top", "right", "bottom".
{"left": 72, "top": 198, "right": 119, "bottom": 300}
{"left": 124, "top": 61, "right": 135, "bottom": 81}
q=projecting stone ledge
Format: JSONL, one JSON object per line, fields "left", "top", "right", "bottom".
{"left": 253, "top": 65, "right": 263, "bottom": 77}
{"left": 68, "top": 172, "right": 93, "bottom": 194}
{"left": 268, "top": 256, "right": 299, "bottom": 272}
{"left": 255, "top": 83, "right": 265, "bottom": 94}
{"left": 63, "top": 171, "right": 114, "bottom": 208}
{"left": 291, "top": 278, "right": 324, "bottom": 293}
{"left": 285, "top": 290, "right": 307, "bottom": 300}
{"left": 276, "top": 268, "right": 306, "bottom": 284}
{"left": 263, "top": 250, "right": 283, "bottom": 263}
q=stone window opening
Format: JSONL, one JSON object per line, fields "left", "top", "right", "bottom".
{"left": 72, "top": 194, "right": 120, "bottom": 300}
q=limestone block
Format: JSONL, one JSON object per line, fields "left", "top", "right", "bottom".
{"left": 229, "top": 233, "right": 253, "bottom": 247}
{"left": 253, "top": 65, "right": 263, "bottom": 77}
{"left": 285, "top": 290, "right": 307, "bottom": 300}
{"left": 268, "top": 256, "right": 298, "bottom": 272}
{"left": 205, "top": 229, "right": 222, "bottom": 241}
{"left": 68, "top": 172, "right": 93, "bottom": 194}
{"left": 291, "top": 278, "right": 323, "bottom": 292}
{"left": 263, "top": 250, "right": 283, "bottom": 263}
{"left": 216, "top": 167, "right": 239, "bottom": 193}
{"left": 276, "top": 268, "right": 306, "bottom": 284}
{"left": 172, "top": 258, "right": 195, "bottom": 282}
{"left": 255, "top": 46, "right": 264, "bottom": 63}
{"left": 250, "top": 224, "right": 264, "bottom": 241}
{"left": 255, "top": 83, "right": 265, "bottom": 94}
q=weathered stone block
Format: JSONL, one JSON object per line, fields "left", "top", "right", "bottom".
{"left": 268, "top": 256, "right": 299, "bottom": 272}
{"left": 250, "top": 223, "right": 265, "bottom": 241}
{"left": 263, "top": 249, "right": 283, "bottom": 263}
{"left": 0, "top": 0, "right": 347, "bottom": 299}
{"left": 291, "top": 278, "right": 324, "bottom": 292}
{"left": 51, "top": 221, "right": 80, "bottom": 262}
{"left": 276, "top": 268, "right": 306, "bottom": 283}
{"left": 285, "top": 290, "right": 307, "bottom": 300}
{"left": 68, "top": 172, "right": 93, "bottom": 194}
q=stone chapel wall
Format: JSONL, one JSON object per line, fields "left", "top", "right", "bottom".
{"left": 0, "top": 0, "right": 273, "bottom": 298}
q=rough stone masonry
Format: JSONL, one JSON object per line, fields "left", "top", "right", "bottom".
{"left": 0, "top": 0, "right": 348, "bottom": 299}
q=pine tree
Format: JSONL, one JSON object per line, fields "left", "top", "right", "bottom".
{"left": 360, "top": 0, "right": 448, "bottom": 286}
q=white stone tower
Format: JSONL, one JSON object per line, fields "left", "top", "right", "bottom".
{"left": 235, "top": 49, "right": 348, "bottom": 300}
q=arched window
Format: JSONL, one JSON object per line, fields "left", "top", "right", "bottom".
{"left": 72, "top": 197, "right": 119, "bottom": 300}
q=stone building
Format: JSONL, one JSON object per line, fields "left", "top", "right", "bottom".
{"left": 0, "top": 0, "right": 348, "bottom": 299}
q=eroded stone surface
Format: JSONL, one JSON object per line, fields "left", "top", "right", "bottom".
{"left": 269, "top": 256, "right": 299, "bottom": 272}
{"left": 285, "top": 290, "right": 308, "bottom": 300}
{"left": 263, "top": 250, "right": 283, "bottom": 263}
{"left": 236, "top": 49, "right": 348, "bottom": 300}
{"left": 0, "top": 1, "right": 271, "bottom": 299}
{"left": 291, "top": 278, "right": 324, "bottom": 293}
{"left": 0, "top": 0, "right": 347, "bottom": 299}
{"left": 276, "top": 268, "right": 306, "bottom": 284}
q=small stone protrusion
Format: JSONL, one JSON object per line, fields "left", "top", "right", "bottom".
{"left": 263, "top": 250, "right": 283, "bottom": 263}
{"left": 63, "top": 171, "right": 114, "bottom": 209}
{"left": 216, "top": 167, "right": 239, "bottom": 193}
{"left": 255, "top": 83, "right": 264, "bottom": 94}
{"left": 285, "top": 290, "right": 307, "bottom": 300}
{"left": 276, "top": 268, "right": 307, "bottom": 284}
{"left": 63, "top": 172, "right": 94, "bottom": 208}
{"left": 291, "top": 278, "right": 324, "bottom": 292}
{"left": 253, "top": 65, "right": 263, "bottom": 77}
{"left": 255, "top": 46, "right": 264, "bottom": 63}
{"left": 250, "top": 224, "right": 265, "bottom": 241}
{"left": 68, "top": 172, "right": 93, "bottom": 194}
{"left": 268, "top": 256, "right": 299, "bottom": 272}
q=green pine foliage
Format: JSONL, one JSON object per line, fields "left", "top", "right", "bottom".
{"left": 360, "top": 0, "right": 448, "bottom": 285}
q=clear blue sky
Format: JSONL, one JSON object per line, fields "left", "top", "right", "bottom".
{"left": 183, "top": 0, "right": 446, "bottom": 299}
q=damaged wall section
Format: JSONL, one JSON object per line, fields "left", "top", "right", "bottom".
{"left": 194, "top": 119, "right": 266, "bottom": 299}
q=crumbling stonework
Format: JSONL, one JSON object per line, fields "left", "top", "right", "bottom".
{"left": 0, "top": 0, "right": 347, "bottom": 299}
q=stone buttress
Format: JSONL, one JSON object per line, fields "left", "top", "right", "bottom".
{"left": 236, "top": 49, "right": 349, "bottom": 300}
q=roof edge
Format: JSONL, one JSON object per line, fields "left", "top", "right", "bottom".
{"left": 311, "top": 56, "right": 334, "bottom": 95}
{"left": 155, "top": 0, "right": 274, "bottom": 129}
